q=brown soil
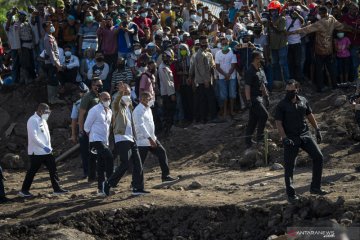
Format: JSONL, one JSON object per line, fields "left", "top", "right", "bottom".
{"left": 0, "top": 82, "right": 359, "bottom": 239}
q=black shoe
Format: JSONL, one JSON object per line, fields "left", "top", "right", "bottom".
{"left": 162, "top": 176, "right": 180, "bottom": 183}
{"left": 18, "top": 191, "right": 33, "bottom": 197}
{"left": 0, "top": 196, "right": 10, "bottom": 203}
{"left": 102, "top": 181, "right": 111, "bottom": 196}
{"left": 132, "top": 189, "right": 150, "bottom": 196}
{"left": 53, "top": 188, "right": 69, "bottom": 195}
{"left": 310, "top": 188, "right": 329, "bottom": 195}
{"left": 287, "top": 194, "right": 300, "bottom": 204}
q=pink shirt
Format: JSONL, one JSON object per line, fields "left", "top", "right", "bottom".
{"left": 139, "top": 71, "right": 155, "bottom": 99}
{"left": 336, "top": 37, "right": 351, "bottom": 58}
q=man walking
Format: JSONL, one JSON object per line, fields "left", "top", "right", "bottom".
{"left": 102, "top": 84, "right": 149, "bottom": 196}
{"left": 275, "top": 80, "right": 328, "bottom": 204}
{"left": 244, "top": 51, "right": 269, "bottom": 148}
{"left": 133, "top": 92, "right": 178, "bottom": 184}
{"left": 19, "top": 103, "right": 68, "bottom": 197}
{"left": 84, "top": 92, "right": 114, "bottom": 196}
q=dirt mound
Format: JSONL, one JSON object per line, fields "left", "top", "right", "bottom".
{"left": 0, "top": 197, "right": 359, "bottom": 240}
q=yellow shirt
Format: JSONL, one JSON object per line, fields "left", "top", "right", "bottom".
{"left": 160, "top": 11, "right": 176, "bottom": 28}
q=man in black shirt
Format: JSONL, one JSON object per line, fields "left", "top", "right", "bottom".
{"left": 244, "top": 51, "right": 269, "bottom": 148}
{"left": 275, "top": 80, "right": 328, "bottom": 204}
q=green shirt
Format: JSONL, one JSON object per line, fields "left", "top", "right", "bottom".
{"left": 80, "top": 91, "right": 99, "bottom": 120}
{"left": 269, "top": 16, "right": 288, "bottom": 50}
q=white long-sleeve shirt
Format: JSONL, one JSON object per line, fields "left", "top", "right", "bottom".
{"left": 87, "top": 62, "right": 109, "bottom": 81}
{"left": 84, "top": 103, "right": 112, "bottom": 145}
{"left": 158, "top": 62, "right": 175, "bottom": 96}
{"left": 27, "top": 113, "right": 52, "bottom": 155}
{"left": 61, "top": 55, "right": 80, "bottom": 69}
{"left": 133, "top": 103, "right": 157, "bottom": 147}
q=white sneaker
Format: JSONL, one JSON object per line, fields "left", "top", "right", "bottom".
{"left": 97, "top": 190, "right": 106, "bottom": 197}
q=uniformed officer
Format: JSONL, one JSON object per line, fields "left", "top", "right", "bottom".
{"left": 19, "top": 103, "right": 68, "bottom": 197}
{"left": 244, "top": 51, "right": 269, "bottom": 148}
{"left": 43, "top": 21, "right": 64, "bottom": 105}
{"left": 275, "top": 80, "right": 328, "bottom": 204}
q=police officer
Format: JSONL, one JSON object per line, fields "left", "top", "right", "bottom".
{"left": 275, "top": 80, "right": 328, "bottom": 204}
{"left": 43, "top": 21, "right": 64, "bottom": 105}
{"left": 244, "top": 51, "right": 269, "bottom": 148}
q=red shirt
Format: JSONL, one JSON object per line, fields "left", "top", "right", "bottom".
{"left": 133, "top": 16, "right": 152, "bottom": 38}
{"left": 170, "top": 62, "right": 180, "bottom": 91}
{"left": 340, "top": 14, "right": 360, "bottom": 46}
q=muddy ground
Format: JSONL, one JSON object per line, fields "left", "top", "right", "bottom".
{"left": 0, "top": 80, "right": 359, "bottom": 239}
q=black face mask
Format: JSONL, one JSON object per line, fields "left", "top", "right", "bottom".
{"left": 149, "top": 68, "right": 156, "bottom": 74}
{"left": 96, "top": 57, "right": 104, "bottom": 62}
{"left": 106, "top": 23, "right": 112, "bottom": 28}
{"left": 97, "top": 85, "right": 103, "bottom": 93}
{"left": 286, "top": 90, "right": 297, "bottom": 100}
{"left": 200, "top": 44, "right": 208, "bottom": 50}
{"left": 117, "top": 63, "right": 125, "bottom": 69}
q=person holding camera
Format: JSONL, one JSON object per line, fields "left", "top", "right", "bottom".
{"left": 275, "top": 80, "right": 328, "bottom": 204}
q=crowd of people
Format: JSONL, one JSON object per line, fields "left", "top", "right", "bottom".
{"left": 1, "top": 0, "right": 360, "bottom": 203}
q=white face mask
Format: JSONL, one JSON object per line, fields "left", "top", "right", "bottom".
{"left": 50, "top": 26, "right": 56, "bottom": 33}
{"left": 121, "top": 95, "right": 132, "bottom": 106}
{"left": 165, "top": 5, "right": 171, "bottom": 10}
{"left": 42, "top": 113, "right": 50, "bottom": 121}
{"left": 226, "top": 35, "right": 232, "bottom": 41}
{"left": 217, "top": 43, "right": 222, "bottom": 48}
{"left": 141, "top": 12, "right": 148, "bottom": 18}
{"left": 65, "top": 51, "right": 72, "bottom": 57}
{"left": 134, "top": 49, "right": 142, "bottom": 55}
{"left": 337, "top": 32, "right": 344, "bottom": 38}
{"left": 190, "top": 14, "right": 197, "bottom": 20}
{"left": 143, "top": 2, "right": 149, "bottom": 8}
{"left": 148, "top": 99, "right": 155, "bottom": 107}
{"left": 102, "top": 100, "right": 111, "bottom": 108}
{"left": 316, "top": 14, "right": 321, "bottom": 20}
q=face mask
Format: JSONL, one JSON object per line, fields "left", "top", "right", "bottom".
{"left": 286, "top": 90, "right": 297, "bottom": 100}
{"left": 148, "top": 99, "right": 155, "bottom": 107}
{"left": 316, "top": 14, "right": 321, "bottom": 20}
{"left": 222, "top": 45, "right": 229, "bottom": 52}
{"left": 86, "top": 16, "right": 94, "bottom": 23}
{"left": 65, "top": 51, "right": 72, "bottom": 57}
{"left": 270, "top": 11, "right": 278, "bottom": 17}
{"left": 118, "top": 63, "right": 125, "bottom": 69}
{"left": 96, "top": 57, "right": 104, "bottom": 62}
{"left": 141, "top": 12, "right": 148, "bottom": 18}
{"left": 102, "top": 100, "right": 111, "bottom": 108}
{"left": 42, "top": 113, "right": 50, "bottom": 121}
{"left": 217, "top": 43, "right": 222, "bottom": 48}
{"left": 337, "top": 32, "right": 344, "bottom": 38}
{"left": 197, "top": 9, "right": 202, "bottom": 14}
{"left": 143, "top": 2, "right": 149, "bottom": 8}
{"left": 149, "top": 68, "right": 156, "bottom": 74}
{"left": 121, "top": 95, "right": 132, "bottom": 106}
{"left": 180, "top": 49, "right": 187, "bottom": 56}
{"left": 134, "top": 49, "right": 142, "bottom": 55}
{"left": 50, "top": 26, "right": 56, "bottom": 33}
{"left": 190, "top": 14, "right": 197, "bottom": 20}
{"left": 201, "top": 44, "right": 208, "bottom": 50}
{"left": 106, "top": 23, "right": 112, "bottom": 28}
{"left": 226, "top": 35, "right": 232, "bottom": 41}
{"left": 165, "top": 5, "right": 171, "bottom": 10}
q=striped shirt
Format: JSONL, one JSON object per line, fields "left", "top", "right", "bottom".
{"left": 79, "top": 22, "right": 99, "bottom": 50}
{"left": 111, "top": 67, "right": 133, "bottom": 86}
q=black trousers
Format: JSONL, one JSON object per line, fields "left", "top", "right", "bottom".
{"left": 79, "top": 133, "right": 97, "bottom": 178}
{"left": 284, "top": 135, "right": 324, "bottom": 197}
{"left": 194, "top": 84, "right": 217, "bottom": 122}
{"left": 180, "top": 84, "right": 194, "bottom": 121}
{"left": 138, "top": 140, "right": 170, "bottom": 179}
{"left": 107, "top": 141, "right": 144, "bottom": 190}
{"left": 21, "top": 154, "right": 61, "bottom": 192}
{"left": 245, "top": 100, "right": 269, "bottom": 146}
{"left": 288, "top": 43, "right": 302, "bottom": 82}
{"left": 0, "top": 165, "right": 5, "bottom": 198}
{"left": 315, "top": 54, "right": 336, "bottom": 91}
{"left": 162, "top": 95, "right": 177, "bottom": 134}
{"left": 43, "top": 64, "right": 59, "bottom": 86}
{"left": 355, "top": 110, "right": 360, "bottom": 128}
{"left": 90, "top": 141, "right": 114, "bottom": 190}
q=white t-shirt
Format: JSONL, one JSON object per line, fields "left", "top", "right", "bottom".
{"left": 286, "top": 16, "right": 302, "bottom": 44}
{"left": 215, "top": 50, "right": 237, "bottom": 79}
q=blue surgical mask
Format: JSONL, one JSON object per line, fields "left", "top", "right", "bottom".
{"left": 50, "top": 26, "right": 55, "bottom": 33}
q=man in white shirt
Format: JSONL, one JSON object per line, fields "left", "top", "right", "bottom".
{"left": 286, "top": 6, "right": 305, "bottom": 83}
{"left": 133, "top": 92, "right": 178, "bottom": 183}
{"left": 102, "top": 84, "right": 149, "bottom": 196}
{"left": 84, "top": 92, "right": 114, "bottom": 195}
{"left": 215, "top": 37, "right": 238, "bottom": 117}
{"left": 19, "top": 103, "right": 68, "bottom": 197}
{"left": 58, "top": 45, "right": 80, "bottom": 90}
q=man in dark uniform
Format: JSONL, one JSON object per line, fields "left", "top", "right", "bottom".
{"left": 78, "top": 77, "right": 103, "bottom": 181}
{"left": 275, "top": 80, "right": 328, "bottom": 204}
{"left": 244, "top": 51, "right": 269, "bottom": 148}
